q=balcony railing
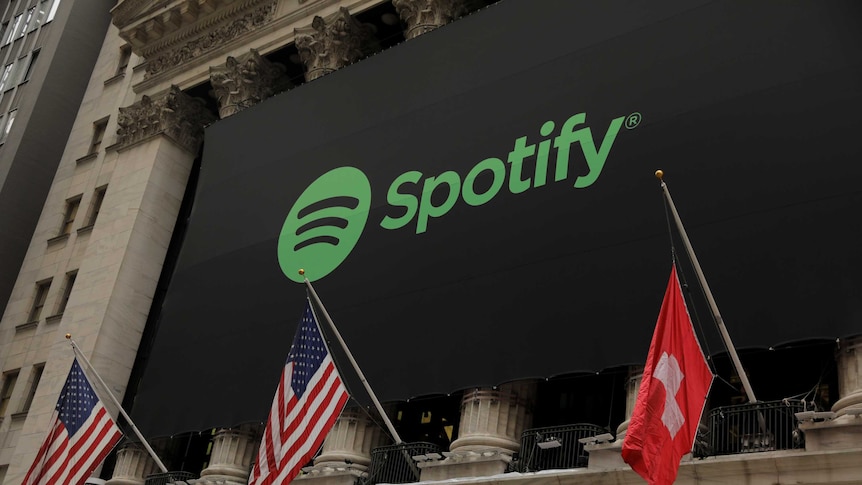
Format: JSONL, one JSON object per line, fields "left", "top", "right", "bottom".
{"left": 365, "top": 442, "right": 441, "bottom": 485}
{"left": 144, "top": 471, "right": 197, "bottom": 485}
{"left": 704, "top": 399, "right": 805, "bottom": 456}
{"left": 516, "top": 423, "right": 608, "bottom": 472}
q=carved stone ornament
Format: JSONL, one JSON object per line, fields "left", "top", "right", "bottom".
{"left": 294, "top": 7, "right": 376, "bottom": 82}
{"left": 144, "top": 1, "right": 277, "bottom": 79}
{"left": 210, "top": 49, "right": 291, "bottom": 119}
{"left": 393, "top": 0, "right": 467, "bottom": 40}
{"left": 116, "top": 85, "right": 217, "bottom": 153}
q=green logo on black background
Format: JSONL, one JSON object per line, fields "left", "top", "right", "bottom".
{"left": 278, "top": 167, "right": 371, "bottom": 282}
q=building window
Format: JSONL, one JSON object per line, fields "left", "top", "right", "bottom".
{"left": 3, "top": 14, "right": 21, "bottom": 45}
{"left": 56, "top": 271, "right": 76, "bottom": 315}
{"left": 1, "top": 109, "right": 16, "bottom": 142}
{"left": 47, "top": 0, "right": 61, "bottom": 22}
{"left": 116, "top": 45, "right": 131, "bottom": 76}
{"left": 0, "top": 63, "right": 13, "bottom": 91}
{"left": 87, "top": 186, "right": 107, "bottom": 225}
{"left": 23, "top": 49, "right": 39, "bottom": 82}
{"left": 28, "top": 280, "right": 51, "bottom": 323}
{"left": 0, "top": 370, "right": 19, "bottom": 418}
{"left": 20, "top": 364, "right": 44, "bottom": 413}
{"left": 89, "top": 118, "right": 108, "bottom": 154}
{"left": 21, "top": 6, "right": 35, "bottom": 36}
{"left": 60, "top": 196, "right": 80, "bottom": 235}
{"left": 35, "top": 0, "right": 50, "bottom": 26}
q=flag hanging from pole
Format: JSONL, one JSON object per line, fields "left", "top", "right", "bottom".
{"left": 22, "top": 358, "right": 123, "bottom": 485}
{"left": 249, "top": 299, "right": 350, "bottom": 485}
{"left": 621, "top": 265, "right": 713, "bottom": 485}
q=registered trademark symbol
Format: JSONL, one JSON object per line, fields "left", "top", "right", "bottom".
{"left": 625, "top": 112, "right": 642, "bottom": 129}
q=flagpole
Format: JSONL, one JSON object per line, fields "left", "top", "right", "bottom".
{"left": 301, "top": 271, "right": 404, "bottom": 445}
{"left": 654, "top": 170, "right": 758, "bottom": 404}
{"left": 65, "top": 334, "right": 169, "bottom": 473}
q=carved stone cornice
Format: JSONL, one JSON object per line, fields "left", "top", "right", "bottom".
{"left": 393, "top": 0, "right": 467, "bottom": 39}
{"left": 112, "top": 0, "right": 279, "bottom": 82}
{"left": 295, "top": 7, "right": 376, "bottom": 82}
{"left": 116, "top": 86, "right": 217, "bottom": 153}
{"left": 143, "top": 1, "right": 277, "bottom": 79}
{"left": 209, "top": 49, "right": 291, "bottom": 118}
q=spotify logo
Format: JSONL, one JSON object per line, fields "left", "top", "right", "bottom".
{"left": 277, "top": 167, "right": 372, "bottom": 283}
{"left": 279, "top": 111, "right": 635, "bottom": 282}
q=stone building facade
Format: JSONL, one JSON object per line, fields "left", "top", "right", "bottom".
{"left": 0, "top": 1, "right": 860, "bottom": 484}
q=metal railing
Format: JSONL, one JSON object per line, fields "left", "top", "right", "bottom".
{"left": 705, "top": 399, "right": 805, "bottom": 456}
{"left": 516, "top": 423, "right": 608, "bottom": 472}
{"left": 365, "top": 442, "right": 441, "bottom": 485}
{"left": 144, "top": 471, "right": 198, "bottom": 485}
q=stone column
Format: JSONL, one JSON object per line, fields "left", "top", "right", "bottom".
{"left": 419, "top": 381, "right": 535, "bottom": 480}
{"left": 295, "top": 7, "right": 376, "bottom": 82}
{"left": 197, "top": 426, "right": 258, "bottom": 484}
{"left": 392, "top": 0, "right": 467, "bottom": 40}
{"left": 209, "top": 49, "right": 291, "bottom": 119}
{"left": 614, "top": 365, "right": 644, "bottom": 441}
{"left": 585, "top": 365, "right": 643, "bottom": 470}
{"left": 794, "top": 336, "right": 862, "bottom": 451}
{"left": 298, "top": 408, "right": 386, "bottom": 485}
{"left": 106, "top": 443, "right": 157, "bottom": 485}
{"left": 833, "top": 336, "right": 862, "bottom": 417}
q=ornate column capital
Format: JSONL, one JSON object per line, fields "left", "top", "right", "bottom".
{"left": 210, "top": 49, "right": 291, "bottom": 118}
{"left": 392, "top": 0, "right": 467, "bottom": 39}
{"left": 116, "top": 86, "right": 217, "bottom": 153}
{"left": 295, "top": 7, "right": 376, "bottom": 82}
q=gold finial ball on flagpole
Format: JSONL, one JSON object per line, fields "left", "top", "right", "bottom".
{"left": 298, "top": 268, "right": 305, "bottom": 276}
{"left": 65, "top": 333, "right": 71, "bottom": 339}
{"left": 655, "top": 169, "right": 664, "bottom": 180}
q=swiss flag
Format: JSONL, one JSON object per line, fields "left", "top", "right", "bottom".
{"left": 621, "top": 265, "right": 714, "bottom": 485}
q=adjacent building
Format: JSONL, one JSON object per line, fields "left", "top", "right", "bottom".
{"left": 0, "top": 1, "right": 860, "bottom": 484}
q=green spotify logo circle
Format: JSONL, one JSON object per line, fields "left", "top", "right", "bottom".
{"left": 278, "top": 167, "right": 371, "bottom": 283}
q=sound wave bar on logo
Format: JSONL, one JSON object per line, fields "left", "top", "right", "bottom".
{"left": 278, "top": 167, "right": 372, "bottom": 283}
{"left": 292, "top": 197, "right": 360, "bottom": 251}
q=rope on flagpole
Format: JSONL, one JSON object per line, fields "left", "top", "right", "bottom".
{"left": 654, "top": 170, "right": 759, "bottom": 404}
{"left": 301, "top": 272, "right": 404, "bottom": 445}
{"left": 66, "top": 334, "right": 169, "bottom": 473}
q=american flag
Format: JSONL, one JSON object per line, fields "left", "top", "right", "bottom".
{"left": 248, "top": 300, "right": 350, "bottom": 485}
{"left": 22, "top": 358, "right": 123, "bottom": 485}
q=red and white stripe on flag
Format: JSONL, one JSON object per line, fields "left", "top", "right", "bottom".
{"left": 22, "top": 359, "right": 123, "bottom": 485}
{"left": 248, "top": 301, "right": 350, "bottom": 485}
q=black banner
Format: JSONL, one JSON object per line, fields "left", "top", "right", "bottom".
{"left": 132, "top": 0, "right": 862, "bottom": 437}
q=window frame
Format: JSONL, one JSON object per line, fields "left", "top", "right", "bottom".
{"left": 27, "top": 279, "right": 52, "bottom": 323}
{"left": 0, "top": 370, "right": 20, "bottom": 418}
{"left": 60, "top": 195, "right": 81, "bottom": 235}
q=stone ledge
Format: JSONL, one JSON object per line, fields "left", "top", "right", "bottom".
{"left": 45, "top": 313, "right": 63, "bottom": 324}
{"left": 104, "top": 72, "right": 126, "bottom": 86}
{"left": 77, "top": 224, "right": 95, "bottom": 235}
{"left": 47, "top": 233, "right": 70, "bottom": 245}
{"left": 15, "top": 320, "right": 39, "bottom": 332}
{"left": 75, "top": 152, "right": 98, "bottom": 164}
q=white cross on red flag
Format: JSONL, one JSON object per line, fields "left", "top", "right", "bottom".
{"left": 622, "top": 265, "right": 713, "bottom": 485}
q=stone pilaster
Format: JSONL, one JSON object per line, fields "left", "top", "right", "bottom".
{"left": 833, "top": 336, "right": 862, "bottom": 417}
{"left": 197, "top": 426, "right": 258, "bottom": 484}
{"left": 615, "top": 365, "right": 644, "bottom": 440}
{"left": 586, "top": 365, "right": 643, "bottom": 470}
{"left": 800, "top": 336, "right": 862, "bottom": 451}
{"left": 116, "top": 85, "right": 217, "bottom": 154}
{"left": 297, "top": 408, "right": 386, "bottom": 485}
{"left": 392, "top": 0, "right": 467, "bottom": 39}
{"left": 106, "top": 443, "right": 157, "bottom": 485}
{"left": 294, "top": 7, "right": 375, "bottom": 82}
{"left": 419, "top": 382, "right": 534, "bottom": 480}
{"left": 209, "top": 49, "right": 291, "bottom": 119}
